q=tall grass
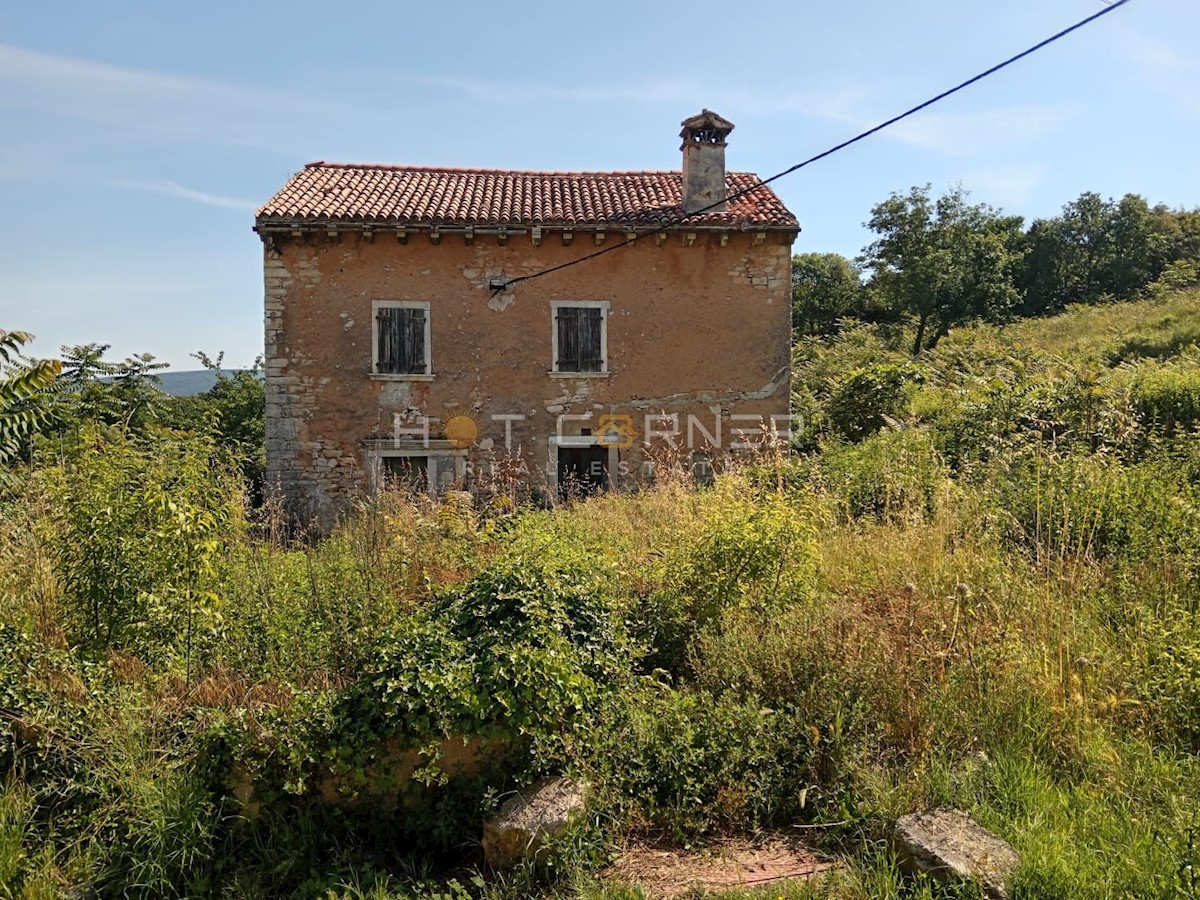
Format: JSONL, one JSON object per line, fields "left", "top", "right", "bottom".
{"left": 0, "top": 292, "right": 1198, "bottom": 897}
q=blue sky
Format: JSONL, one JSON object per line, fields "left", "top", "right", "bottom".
{"left": 0, "top": 0, "right": 1196, "bottom": 369}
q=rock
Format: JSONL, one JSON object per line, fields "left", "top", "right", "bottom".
{"left": 482, "top": 777, "right": 590, "bottom": 868}
{"left": 312, "top": 736, "right": 506, "bottom": 810}
{"left": 894, "top": 809, "right": 1019, "bottom": 900}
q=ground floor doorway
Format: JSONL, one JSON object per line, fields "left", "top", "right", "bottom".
{"left": 556, "top": 445, "right": 608, "bottom": 499}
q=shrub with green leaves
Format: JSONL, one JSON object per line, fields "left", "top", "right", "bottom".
{"left": 826, "top": 362, "right": 923, "bottom": 442}
{"left": 42, "top": 426, "right": 243, "bottom": 666}
{"left": 988, "top": 450, "right": 1200, "bottom": 581}
{"left": 1149, "top": 259, "right": 1200, "bottom": 297}
{"left": 1139, "top": 614, "right": 1200, "bottom": 752}
{"left": 1131, "top": 364, "right": 1200, "bottom": 436}
{"left": 638, "top": 480, "right": 819, "bottom": 677}
{"left": 0, "top": 329, "right": 61, "bottom": 475}
{"left": 221, "top": 537, "right": 643, "bottom": 819}
{"left": 819, "top": 427, "right": 950, "bottom": 522}
{"left": 345, "top": 538, "right": 638, "bottom": 742}
{"left": 0, "top": 623, "right": 220, "bottom": 898}
{"left": 581, "top": 686, "right": 826, "bottom": 840}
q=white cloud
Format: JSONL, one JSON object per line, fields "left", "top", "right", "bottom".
{"left": 1124, "top": 35, "right": 1200, "bottom": 114}
{"left": 0, "top": 43, "right": 320, "bottom": 149}
{"left": 414, "top": 74, "right": 872, "bottom": 123}
{"left": 109, "top": 178, "right": 256, "bottom": 211}
{"left": 0, "top": 41, "right": 1073, "bottom": 164}
{"left": 415, "top": 74, "right": 697, "bottom": 106}
{"left": 415, "top": 71, "right": 1067, "bottom": 157}
{"left": 806, "top": 94, "right": 1071, "bottom": 156}
{"left": 955, "top": 163, "right": 1047, "bottom": 208}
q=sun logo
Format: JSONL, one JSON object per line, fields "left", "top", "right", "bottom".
{"left": 597, "top": 414, "right": 637, "bottom": 449}
{"left": 444, "top": 415, "right": 479, "bottom": 449}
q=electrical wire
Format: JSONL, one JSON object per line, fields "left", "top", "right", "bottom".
{"left": 491, "top": 0, "right": 1132, "bottom": 297}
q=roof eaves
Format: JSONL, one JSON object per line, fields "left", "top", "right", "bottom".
{"left": 254, "top": 217, "right": 798, "bottom": 232}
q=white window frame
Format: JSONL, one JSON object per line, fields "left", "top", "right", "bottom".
{"left": 550, "top": 300, "right": 609, "bottom": 377}
{"left": 372, "top": 300, "right": 433, "bottom": 380}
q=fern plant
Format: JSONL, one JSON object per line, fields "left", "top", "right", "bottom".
{"left": 0, "top": 329, "right": 61, "bottom": 470}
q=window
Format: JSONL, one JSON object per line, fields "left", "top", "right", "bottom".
{"left": 375, "top": 452, "right": 463, "bottom": 496}
{"left": 381, "top": 454, "right": 429, "bottom": 490}
{"left": 373, "top": 301, "right": 431, "bottom": 376}
{"left": 552, "top": 302, "right": 608, "bottom": 374}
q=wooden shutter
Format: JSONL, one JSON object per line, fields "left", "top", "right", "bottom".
{"left": 556, "top": 306, "right": 603, "bottom": 372}
{"left": 401, "top": 307, "right": 426, "bottom": 374}
{"left": 377, "top": 307, "right": 427, "bottom": 374}
{"left": 578, "top": 307, "right": 603, "bottom": 372}
{"left": 556, "top": 307, "right": 580, "bottom": 371}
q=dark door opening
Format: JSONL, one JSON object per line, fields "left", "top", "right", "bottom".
{"left": 557, "top": 445, "right": 608, "bottom": 500}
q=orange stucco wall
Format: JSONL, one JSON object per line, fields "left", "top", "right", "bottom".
{"left": 262, "top": 226, "right": 795, "bottom": 523}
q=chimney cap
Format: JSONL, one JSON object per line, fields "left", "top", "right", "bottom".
{"left": 680, "top": 109, "right": 735, "bottom": 143}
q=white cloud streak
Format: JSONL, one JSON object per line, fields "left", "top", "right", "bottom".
{"left": 0, "top": 41, "right": 1071, "bottom": 164}
{"left": 0, "top": 43, "right": 321, "bottom": 149}
{"left": 881, "top": 105, "right": 1071, "bottom": 155}
{"left": 414, "top": 73, "right": 1068, "bottom": 157}
{"left": 955, "top": 163, "right": 1048, "bottom": 208}
{"left": 1124, "top": 35, "right": 1200, "bottom": 115}
{"left": 109, "top": 178, "right": 256, "bottom": 211}
{"left": 415, "top": 74, "right": 699, "bottom": 106}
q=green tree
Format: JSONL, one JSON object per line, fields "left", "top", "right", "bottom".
{"left": 862, "top": 185, "right": 1025, "bottom": 355}
{"left": 183, "top": 352, "right": 265, "bottom": 493}
{"left": 791, "top": 252, "right": 868, "bottom": 336}
{"left": 1149, "top": 204, "right": 1200, "bottom": 272}
{"left": 1168, "top": 207, "right": 1200, "bottom": 262}
{"left": 1022, "top": 192, "right": 1178, "bottom": 313}
{"left": 0, "top": 330, "right": 61, "bottom": 470}
{"left": 56, "top": 343, "right": 169, "bottom": 431}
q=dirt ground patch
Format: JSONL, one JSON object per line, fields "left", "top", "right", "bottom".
{"left": 606, "top": 837, "right": 836, "bottom": 897}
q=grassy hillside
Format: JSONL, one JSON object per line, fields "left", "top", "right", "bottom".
{"left": 1, "top": 292, "right": 1199, "bottom": 899}
{"left": 997, "top": 290, "right": 1200, "bottom": 362}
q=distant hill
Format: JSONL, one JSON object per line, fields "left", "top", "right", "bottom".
{"left": 155, "top": 370, "right": 258, "bottom": 397}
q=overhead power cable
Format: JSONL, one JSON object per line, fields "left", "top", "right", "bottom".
{"left": 491, "top": 0, "right": 1132, "bottom": 297}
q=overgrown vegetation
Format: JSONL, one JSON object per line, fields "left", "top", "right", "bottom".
{"left": 794, "top": 186, "right": 1200, "bottom": 350}
{"left": 2, "top": 267, "right": 1200, "bottom": 894}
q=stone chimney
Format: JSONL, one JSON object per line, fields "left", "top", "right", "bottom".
{"left": 680, "top": 109, "right": 735, "bottom": 214}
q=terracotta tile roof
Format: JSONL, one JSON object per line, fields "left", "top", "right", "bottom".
{"left": 256, "top": 162, "right": 797, "bottom": 230}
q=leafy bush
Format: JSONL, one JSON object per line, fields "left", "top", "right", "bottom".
{"left": 582, "top": 686, "right": 824, "bottom": 839}
{"left": 1148, "top": 259, "right": 1200, "bottom": 297}
{"left": 346, "top": 537, "right": 637, "bottom": 743}
{"left": 826, "top": 362, "right": 923, "bottom": 441}
{"left": 163, "top": 356, "right": 266, "bottom": 497}
{"left": 988, "top": 451, "right": 1200, "bottom": 580}
{"left": 1131, "top": 365, "right": 1200, "bottom": 436}
{"left": 43, "top": 426, "right": 243, "bottom": 666}
{"left": 1139, "top": 615, "right": 1200, "bottom": 752}
{"left": 638, "top": 480, "right": 818, "bottom": 677}
{"left": 0, "top": 329, "right": 61, "bottom": 474}
{"left": 0, "top": 623, "right": 219, "bottom": 898}
{"left": 818, "top": 428, "right": 950, "bottom": 522}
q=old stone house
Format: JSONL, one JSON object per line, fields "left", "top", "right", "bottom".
{"left": 255, "top": 110, "right": 799, "bottom": 523}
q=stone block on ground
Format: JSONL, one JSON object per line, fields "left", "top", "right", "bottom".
{"left": 894, "top": 809, "right": 1019, "bottom": 900}
{"left": 482, "top": 777, "right": 589, "bottom": 868}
